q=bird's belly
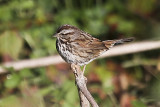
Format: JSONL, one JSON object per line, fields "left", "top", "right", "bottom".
{"left": 57, "top": 42, "right": 94, "bottom": 66}
{"left": 57, "top": 41, "right": 81, "bottom": 65}
{"left": 56, "top": 40, "right": 106, "bottom": 66}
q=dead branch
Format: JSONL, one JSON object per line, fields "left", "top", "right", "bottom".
{"left": 0, "top": 41, "right": 160, "bottom": 74}
{"left": 71, "top": 64, "right": 99, "bottom": 107}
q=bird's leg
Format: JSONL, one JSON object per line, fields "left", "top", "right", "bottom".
{"left": 82, "top": 65, "right": 86, "bottom": 74}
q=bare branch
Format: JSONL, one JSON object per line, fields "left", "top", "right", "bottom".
{"left": 0, "top": 56, "right": 64, "bottom": 73}
{"left": 0, "top": 41, "right": 160, "bottom": 74}
{"left": 78, "top": 90, "right": 90, "bottom": 107}
{"left": 71, "top": 64, "right": 99, "bottom": 107}
{"left": 100, "top": 41, "right": 160, "bottom": 58}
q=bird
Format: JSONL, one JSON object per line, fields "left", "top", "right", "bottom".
{"left": 53, "top": 24, "right": 134, "bottom": 73}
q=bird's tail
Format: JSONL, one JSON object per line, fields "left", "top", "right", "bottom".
{"left": 103, "top": 37, "right": 134, "bottom": 49}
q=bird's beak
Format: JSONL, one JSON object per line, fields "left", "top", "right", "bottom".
{"left": 52, "top": 33, "right": 58, "bottom": 37}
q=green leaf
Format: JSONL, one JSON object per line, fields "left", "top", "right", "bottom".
{"left": 132, "top": 100, "right": 147, "bottom": 107}
{"left": 4, "top": 74, "right": 21, "bottom": 89}
{"left": 19, "top": 69, "right": 34, "bottom": 78}
{"left": 0, "top": 31, "right": 23, "bottom": 59}
{"left": 0, "top": 95, "right": 21, "bottom": 107}
{"left": 0, "top": 6, "right": 12, "bottom": 22}
{"left": 39, "top": 85, "right": 55, "bottom": 96}
{"left": 95, "top": 66, "right": 114, "bottom": 92}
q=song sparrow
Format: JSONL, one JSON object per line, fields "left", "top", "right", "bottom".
{"left": 53, "top": 24, "right": 134, "bottom": 72}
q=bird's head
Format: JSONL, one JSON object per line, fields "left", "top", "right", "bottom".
{"left": 53, "top": 24, "right": 78, "bottom": 39}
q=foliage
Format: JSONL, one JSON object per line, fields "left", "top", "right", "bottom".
{"left": 0, "top": 0, "right": 160, "bottom": 107}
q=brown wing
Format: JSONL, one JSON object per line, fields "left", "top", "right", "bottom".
{"left": 70, "top": 32, "right": 109, "bottom": 59}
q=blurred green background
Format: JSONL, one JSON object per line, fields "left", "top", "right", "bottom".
{"left": 0, "top": 0, "right": 160, "bottom": 107}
